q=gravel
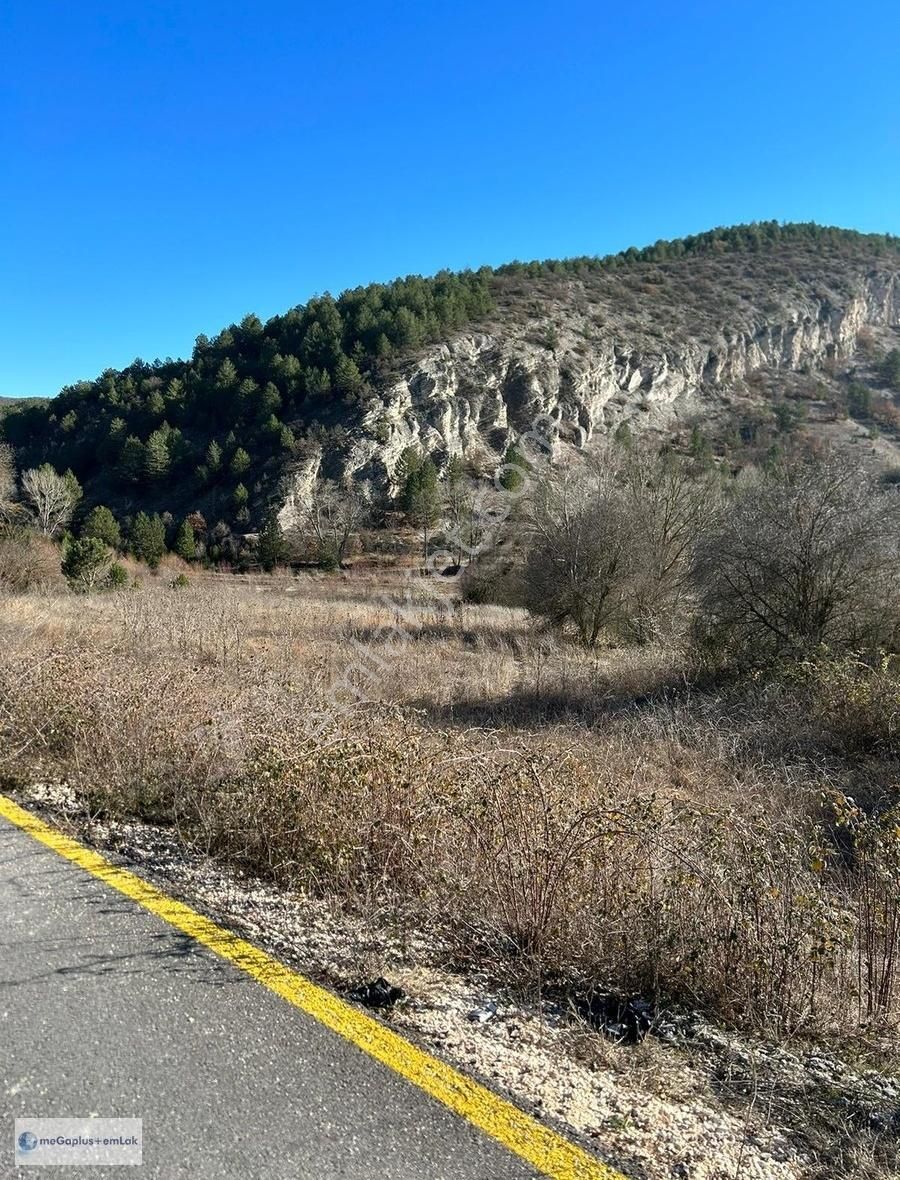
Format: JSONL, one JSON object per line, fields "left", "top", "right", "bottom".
{"left": 16, "top": 780, "right": 900, "bottom": 1180}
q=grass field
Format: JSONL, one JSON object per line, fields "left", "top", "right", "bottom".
{"left": 2, "top": 571, "right": 898, "bottom": 1041}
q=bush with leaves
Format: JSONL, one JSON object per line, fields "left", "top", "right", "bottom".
{"left": 62, "top": 536, "right": 114, "bottom": 592}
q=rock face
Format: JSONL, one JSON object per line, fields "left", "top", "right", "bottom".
{"left": 279, "top": 265, "right": 900, "bottom": 516}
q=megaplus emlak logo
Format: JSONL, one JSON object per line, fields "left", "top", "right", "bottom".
{"left": 17, "top": 1129, "right": 38, "bottom": 1152}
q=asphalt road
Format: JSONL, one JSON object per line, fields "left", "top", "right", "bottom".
{"left": 0, "top": 816, "right": 541, "bottom": 1179}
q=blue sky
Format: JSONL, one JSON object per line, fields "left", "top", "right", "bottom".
{"left": 1, "top": 0, "right": 898, "bottom": 397}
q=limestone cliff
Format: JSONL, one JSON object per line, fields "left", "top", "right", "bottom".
{"left": 278, "top": 260, "right": 900, "bottom": 521}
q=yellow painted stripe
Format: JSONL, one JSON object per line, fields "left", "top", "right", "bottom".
{"left": 0, "top": 793, "right": 625, "bottom": 1180}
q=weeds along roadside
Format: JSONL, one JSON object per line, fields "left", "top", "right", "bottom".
{"left": 0, "top": 582, "right": 898, "bottom": 1043}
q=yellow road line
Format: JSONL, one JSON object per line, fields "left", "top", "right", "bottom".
{"left": 0, "top": 793, "right": 626, "bottom": 1180}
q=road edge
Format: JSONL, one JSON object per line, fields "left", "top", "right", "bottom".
{"left": 0, "top": 793, "right": 627, "bottom": 1180}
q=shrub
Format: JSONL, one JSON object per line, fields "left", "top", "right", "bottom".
{"left": 879, "top": 348, "right": 900, "bottom": 390}
{"left": 0, "top": 527, "right": 62, "bottom": 591}
{"left": 847, "top": 382, "right": 872, "bottom": 419}
{"left": 692, "top": 458, "right": 900, "bottom": 668}
{"left": 61, "top": 537, "right": 113, "bottom": 592}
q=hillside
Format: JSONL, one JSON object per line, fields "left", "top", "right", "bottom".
{"left": 3, "top": 222, "right": 900, "bottom": 542}
{"left": 0, "top": 396, "right": 49, "bottom": 420}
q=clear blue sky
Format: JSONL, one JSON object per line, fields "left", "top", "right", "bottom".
{"left": 1, "top": 0, "right": 898, "bottom": 397}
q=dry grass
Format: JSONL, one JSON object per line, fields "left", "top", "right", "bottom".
{"left": 1, "top": 574, "right": 899, "bottom": 1050}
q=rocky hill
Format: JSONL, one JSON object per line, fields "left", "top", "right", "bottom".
{"left": 4, "top": 223, "right": 900, "bottom": 542}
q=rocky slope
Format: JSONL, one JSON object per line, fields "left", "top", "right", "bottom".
{"left": 6, "top": 224, "right": 900, "bottom": 538}
{"left": 282, "top": 260, "right": 900, "bottom": 518}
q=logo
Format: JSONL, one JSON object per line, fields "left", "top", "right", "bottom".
{"left": 17, "top": 1130, "right": 38, "bottom": 1152}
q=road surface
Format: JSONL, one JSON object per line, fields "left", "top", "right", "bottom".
{"left": 0, "top": 814, "right": 551, "bottom": 1178}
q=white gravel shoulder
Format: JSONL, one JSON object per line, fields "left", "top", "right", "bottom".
{"left": 18, "top": 782, "right": 899, "bottom": 1180}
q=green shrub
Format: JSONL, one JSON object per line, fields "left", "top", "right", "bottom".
{"left": 847, "top": 382, "right": 872, "bottom": 419}
{"left": 61, "top": 536, "right": 113, "bottom": 592}
{"left": 107, "top": 563, "right": 129, "bottom": 589}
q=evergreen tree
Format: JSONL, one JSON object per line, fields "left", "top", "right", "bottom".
{"left": 62, "top": 537, "right": 114, "bottom": 592}
{"left": 848, "top": 382, "right": 872, "bottom": 419}
{"left": 498, "top": 443, "right": 529, "bottom": 492}
{"left": 62, "top": 469, "right": 84, "bottom": 513}
{"left": 395, "top": 446, "right": 421, "bottom": 496}
{"left": 403, "top": 456, "right": 441, "bottom": 560}
{"left": 146, "top": 390, "right": 166, "bottom": 419}
{"left": 216, "top": 358, "right": 238, "bottom": 388}
{"left": 144, "top": 429, "right": 170, "bottom": 480}
{"left": 205, "top": 439, "right": 223, "bottom": 474}
{"left": 257, "top": 513, "right": 286, "bottom": 571}
{"left": 230, "top": 447, "right": 250, "bottom": 476}
{"left": 118, "top": 436, "right": 146, "bottom": 484}
{"left": 82, "top": 505, "right": 121, "bottom": 550}
{"left": 173, "top": 518, "right": 196, "bottom": 561}
{"left": 129, "top": 512, "right": 167, "bottom": 570}
{"left": 443, "top": 456, "right": 481, "bottom": 565}
{"left": 333, "top": 354, "right": 364, "bottom": 398}
{"left": 880, "top": 349, "right": 900, "bottom": 390}
{"left": 258, "top": 382, "right": 282, "bottom": 419}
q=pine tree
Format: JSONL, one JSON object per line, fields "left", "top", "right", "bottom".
{"left": 498, "top": 443, "right": 528, "bottom": 492}
{"left": 82, "top": 505, "right": 121, "bottom": 550}
{"left": 146, "top": 390, "right": 166, "bottom": 419}
{"left": 62, "top": 537, "right": 113, "bottom": 592}
{"left": 144, "top": 429, "right": 170, "bottom": 480}
{"left": 395, "top": 447, "right": 421, "bottom": 499}
{"left": 216, "top": 358, "right": 238, "bottom": 388}
{"left": 403, "top": 457, "right": 441, "bottom": 560}
{"left": 880, "top": 349, "right": 900, "bottom": 390}
{"left": 205, "top": 439, "right": 223, "bottom": 473}
{"left": 118, "top": 436, "right": 146, "bottom": 485}
{"left": 443, "top": 457, "right": 481, "bottom": 565}
{"left": 129, "top": 512, "right": 167, "bottom": 570}
{"left": 230, "top": 447, "right": 250, "bottom": 476}
{"left": 333, "top": 354, "right": 364, "bottom": 398}
{"left": 257, "top": 513, "right": 286, "bottom": 571}
{"left": 173, "top": 519, "right": 196, "bottom": 561}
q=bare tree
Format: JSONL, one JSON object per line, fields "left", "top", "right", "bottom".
{"left": 21, "top": 464, "right": 77, "bottom": 537}
{"left": 622, "top": 450, "right": 721, "bottom": 642}
{"left": 298, "top": 478, "right": 366, "bottom": 569}
{"left": 692, "top": 457, "right": 900, "bottom": 666}
{"left": 521, "top": 447, "right": 717, "bottom": 646}
{"left": 522, "top": 461, "right": 639, "bottom": 646}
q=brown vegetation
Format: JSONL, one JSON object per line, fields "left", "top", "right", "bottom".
{"left": 1, "top": 575, "right": 898, "bottom": 1049}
